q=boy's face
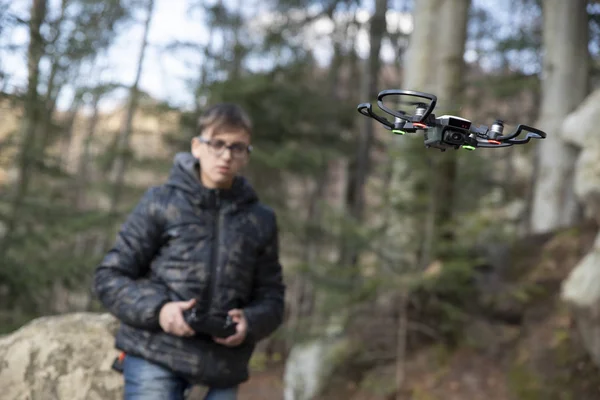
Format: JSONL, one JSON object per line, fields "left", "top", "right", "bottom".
{"left": 191, "top": 126, "right": 251, "bottom": 189}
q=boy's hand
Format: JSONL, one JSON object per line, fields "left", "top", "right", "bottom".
{"left": 159, "top": 299, "right": 196, "bottom": 337}
{"left": 213, "top": 309, "right": 248, "bottom": 347}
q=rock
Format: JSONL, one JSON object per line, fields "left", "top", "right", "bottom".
{"left": 0, "top": 312, "right": 277, "bottom": 400}
{"left": 283, "top": 334, "right": 351, "bottom": 400}
{"left": 0, "top": 312, "right": 123, "bottom": 400}
{"left": 561, "top": 87, "right": 600, "bottom": 223}
{"left": 573, "top": 147, "right": 600, "bottom": 223}
{"left": 560, "top": 88, "right": 600, "bottom": 148}
{"left": 561, "top": 232, "right": 600, "bottom": 367}
{"left": 558, "top": 88, "right": 600, "bottom": 367}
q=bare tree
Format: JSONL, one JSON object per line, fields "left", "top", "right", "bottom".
{"left": 529, "top": 0, "right": 590, "bottom": 233}
{"left": 109, "top": 0, "right": 155, "bottom": 213}
{"left": 0, "top": 0, "right": 47, "bottom": 256}
{"left": 340, "top": 0, "right": 389, "bottom": 269}
{"left": 387, "top": 1, "right": 471, "bottom": 396}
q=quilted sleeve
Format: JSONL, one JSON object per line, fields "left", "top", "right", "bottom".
{"left": 92, "top": 186, "right": 171, "bottom": 330}
{"left": 242, "top": 211, "right": 285, "bottom": 342}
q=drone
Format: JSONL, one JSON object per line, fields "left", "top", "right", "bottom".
{"left": 357, "top": 89, "right": 546, "bottom": 151}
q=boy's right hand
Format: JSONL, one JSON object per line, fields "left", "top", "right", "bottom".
{"left": 159, "top": 299, "right": 196, "bottom": 337}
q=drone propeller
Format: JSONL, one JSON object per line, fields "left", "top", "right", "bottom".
{"left": 357, "top": 102, "right": 395, "bottom": 130}
{"left": 377, "top": 89, "right": 437, "bottom": 123}
{"left": 357, "top": 101, "right": 431, "bottom": 135}
{"left": 470, "top": 121, "right": 546, "bottom": 148}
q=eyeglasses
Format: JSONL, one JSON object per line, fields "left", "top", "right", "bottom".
{"left": 197, "top": 137, "right": 252, "bottom": 159}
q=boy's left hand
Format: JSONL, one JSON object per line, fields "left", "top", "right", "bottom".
{"left": 213, "top": 309, "right": 248, "bottom": 347}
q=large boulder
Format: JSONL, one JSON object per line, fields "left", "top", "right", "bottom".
{"left": 0, "top": 312, "right": 123, "bottom": 400}
{"left": 561, "top": 232, "right": 600, "bottom": 367}
{"left": 283, "top": 335, "right": 352, "bottom": 400}
{"left": 561, "top": 87, "right": 600, "bottom": 224}
{"left": 0, "top": 313, "right": 280, "bottom": 400}
{"left": 559, "top": 87, "right": 600, "bottom": 368}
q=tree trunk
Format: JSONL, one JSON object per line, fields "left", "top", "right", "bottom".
{"left": 59, "top": 90, "right": 84, "bottom": 169}
{"left": 0, "top": 0, "right": 47, "bottom": 256}
{"left": 37, "top": 59, "right": 60, "bottom": 159}
{"left": 401, "top": 0, "right": 442, "bottom": 93}
{"left": 73, "top": 91, "right": 101, "bottom": 209}
{"left": 229, "top": 0, "right": 243, "bottom": 80}
{"left": 387, "top": 0, "right": 441, "bottom": 269}
{"left": 351, "top": 0, "right": 387, "bottom": 222}
{"left": 387, "top": 2, "right": 470, "bottom": 395}
{"left": 395, "top": 290, "right": 409, "bottom": 400}
{"left": 529, "top": 0, "right": 590, "bottom": 233}
{"left": 36, "top": 0, "right": 70, "bottom": 162}
{"left": 109, "top": 0, "right": 155, "bottom": 213}
{"left": 340, "top": 0, "right": 388, "bottom": 268}
{"left": 387, "top": 0, "right": 469, "bottom": 267}
{"left": 430, "top": 0, "right": 470, "bottom": 260}
{"left": 195, "top": 0, "right": 218, "bottom": 114}
{"left": 285, "top": 173, "right": 327, "bottom": 349}
{"left": 286, "top": 17, "right": 349, "bottom": 343}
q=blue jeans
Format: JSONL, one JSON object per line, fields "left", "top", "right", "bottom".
{"left": 123, "top": 354, "right": 238, "bottom": 400}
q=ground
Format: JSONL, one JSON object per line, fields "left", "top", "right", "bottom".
{"left": 238, "top": 365, "right": 286, "bottom": 400}
{"left": 186, "top": 364, "right": 286, "bottom": 400}
{"left": 312, "top": 220, "right": 600, "bottom": 400}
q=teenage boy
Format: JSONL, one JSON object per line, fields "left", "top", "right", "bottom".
{"left": 93, "top": 103, "right": 285, "bottom": 400}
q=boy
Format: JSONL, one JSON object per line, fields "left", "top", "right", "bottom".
{"left": 93, "top": 103, "right": 285, "bottom": 400}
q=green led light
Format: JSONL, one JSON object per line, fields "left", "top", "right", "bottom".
{"left": 392, "top": 129, "right": 406, "bottom": 135}
{"left": 462, "top": 145, "right": 476, "bottom": 151}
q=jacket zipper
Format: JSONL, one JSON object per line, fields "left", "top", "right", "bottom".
{"left": 207, "top": 191, "right": 224, "bottom": 314}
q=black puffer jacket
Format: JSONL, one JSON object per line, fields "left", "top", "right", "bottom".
{"left": 93, "top": 152, "right": 285, "bottom": 388}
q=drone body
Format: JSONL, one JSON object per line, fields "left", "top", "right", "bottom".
{"left": 357, "top": 89, "right": 546, "bottom": 151}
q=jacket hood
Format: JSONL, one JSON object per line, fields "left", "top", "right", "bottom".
{"left": 165, "top": 152, "right": 258, "bottom": 208}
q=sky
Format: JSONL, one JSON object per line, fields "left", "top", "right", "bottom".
{"left": 3, "top": 0, "right": 213, "bottom": 110}
{"left": 0, "top": 0, "right": 526, "bottom": 114}
{"left": 1, "top": 0, "right": 417, "bottom": 113}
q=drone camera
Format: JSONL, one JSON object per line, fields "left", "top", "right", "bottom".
{"left": 423, "top": 115, "right": 477, "bottom": 151}
{"left": 444, "top": 129, "right": 467, "bottom": 145}
{"left": 424, "top": 126, "right": 477, "bottom": 151}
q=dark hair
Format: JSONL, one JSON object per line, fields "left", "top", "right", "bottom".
{"left": 197, "top": 103, "right": 252, "bottom": 137}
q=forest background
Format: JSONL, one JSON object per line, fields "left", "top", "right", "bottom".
{"left": 2, "top": 0, "right": 600, "bottom": 399}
